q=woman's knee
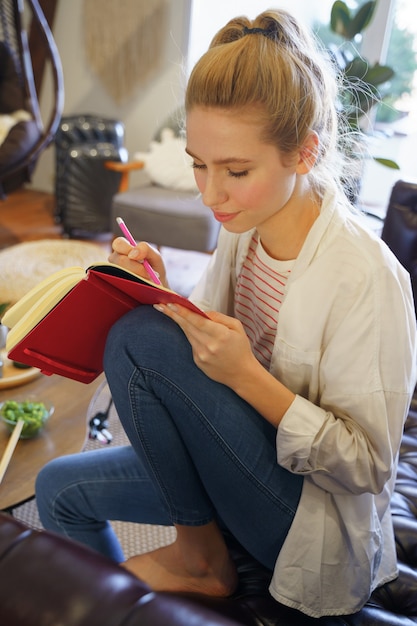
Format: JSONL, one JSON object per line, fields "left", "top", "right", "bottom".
{"left": 36, "top": 456, "right": 65, "bottom": 499}
{"left": 105, "top": 306, "right": 159, "bottom": 364}
{"left": 104, "top": 305, "right": 191, "bottom": 377}
{"left": 35, "top": 456, "right": 76, "bottom": 524}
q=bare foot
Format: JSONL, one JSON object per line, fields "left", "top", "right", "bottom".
{"left": 122, "top": 541, "right": 238, "bottom": 597}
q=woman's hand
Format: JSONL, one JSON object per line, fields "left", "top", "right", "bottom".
{"left": 154, "top": 303, "right": 259, "bottom": 391}
{"left": 109, "top": 237, "right": 168, "bottom": 287}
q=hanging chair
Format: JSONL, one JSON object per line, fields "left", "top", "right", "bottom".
{"left": 0, "top": 0, "right": 64, "bottom": 197}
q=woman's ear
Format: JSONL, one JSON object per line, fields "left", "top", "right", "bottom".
{"left": 296, "top": 131, "right": 319, "bottom": 174}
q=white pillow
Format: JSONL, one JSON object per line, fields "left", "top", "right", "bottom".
{"left": 134, "top": 128, "right": 198, "bottom": 192}
{"left": 0, "top": 110, "right": 31, "bottom": 147}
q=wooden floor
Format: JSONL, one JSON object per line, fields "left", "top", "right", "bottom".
{"left": 0, "top": 188, "right": 62, "bottom": 248}
{"left": 0, "top": 187, "right": 112, "bottom": 253}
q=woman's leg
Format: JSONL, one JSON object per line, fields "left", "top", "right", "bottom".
{"left": 104, "top": 306, "right": 303, "bottom": 592}
{"left": 35, "top": 445, "right": 172, "bottom": 562}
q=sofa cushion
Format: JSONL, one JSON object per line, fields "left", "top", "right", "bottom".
{"left": 111, "top": 184, "right": 220, "bottom": 251}
{"left": 134, "top": 128, "right": 198, "bottom": 192}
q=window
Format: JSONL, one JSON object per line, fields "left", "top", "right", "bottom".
{"left": 382, "top": 0, "right": 417, "bottom": 123}
{"left": 360, "top": 0, "right": 417, "bottom": 211}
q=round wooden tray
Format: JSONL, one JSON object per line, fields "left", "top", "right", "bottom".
{"left": 0, "top": 352, "right": 40, "bottom": 390}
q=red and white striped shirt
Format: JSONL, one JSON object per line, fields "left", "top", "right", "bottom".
{"left": 234, "top": 234, "right": 294, "bottom": 369}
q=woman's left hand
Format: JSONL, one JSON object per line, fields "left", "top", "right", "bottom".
{"left": 154, "top": 303, "right": 257, "bottom": 390}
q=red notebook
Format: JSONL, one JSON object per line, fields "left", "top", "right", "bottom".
{"left": 2, "top": 263, "right": 206, "bottom": 383}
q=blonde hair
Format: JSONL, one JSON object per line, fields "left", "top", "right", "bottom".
{"left": 185, "top": 10, "right": 346, "bottom": 202}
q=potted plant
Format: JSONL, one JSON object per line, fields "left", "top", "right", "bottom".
{"left": 321, "top": 0, "right": 399, "bottom": 199}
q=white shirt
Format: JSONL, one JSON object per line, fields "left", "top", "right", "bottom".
{"left": 190, "top": 191, "right": 417, "bottom": 617}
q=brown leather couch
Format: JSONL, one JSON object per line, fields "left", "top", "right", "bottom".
{"left": 1, "top": 180, "right": 417, "bottom": 625}
{"left": 0, "top": 397, "right": 416, "bottom": 626}
{"left": 381, "top": 179, "right": 417, "bottom": 314}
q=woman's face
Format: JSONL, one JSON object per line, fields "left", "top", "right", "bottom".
{"left": 186, "top": 106, "right": 309, "bottom": 237}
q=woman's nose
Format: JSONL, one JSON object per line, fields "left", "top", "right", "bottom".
{"left": 200, "top": 174, "right": 227, "bottom": 207}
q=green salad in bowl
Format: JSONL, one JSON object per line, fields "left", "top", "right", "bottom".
{"left": 0, "top": 399, "right": 54, "bottom": 439}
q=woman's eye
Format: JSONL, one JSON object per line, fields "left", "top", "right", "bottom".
{"left": 228, "top": 170, "right": 248, "bottom": 178}
{"left": 191, "top": 163, "right": 248, "bottom": 178}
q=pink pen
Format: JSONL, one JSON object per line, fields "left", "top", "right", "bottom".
{"left": 116, "top": 217, "right": 162, "bottom": 285}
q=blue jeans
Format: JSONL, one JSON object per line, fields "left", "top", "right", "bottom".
{"left": 36, "top": 307, "right": 303, "bottom": 569}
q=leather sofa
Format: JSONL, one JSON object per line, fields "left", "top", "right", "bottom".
{"left": 381, "top": 179, "right": 417, "bottom": 314}
{"left": 0, "top": 396, "right": 416, "bottom": 626}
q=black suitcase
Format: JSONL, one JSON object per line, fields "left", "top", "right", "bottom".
{"left": 54, "top": 115, "right": 127, "bottom": 237}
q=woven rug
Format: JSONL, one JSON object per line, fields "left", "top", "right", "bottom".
{"left": 0, "top": 239, "right": 210, "bottom": 305}
{"left": 0, "top": 239, "right": 108, "bottom": 304}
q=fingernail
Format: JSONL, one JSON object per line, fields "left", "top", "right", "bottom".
{"left": 153, "top": 304, "right": 165, "bottom": 312}
{"left": 167, "top": 303, "right": 178, "bottom": 312}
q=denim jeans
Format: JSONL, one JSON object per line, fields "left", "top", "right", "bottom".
{"left": 36, "top": 306, "right": 303, "bottom": 569}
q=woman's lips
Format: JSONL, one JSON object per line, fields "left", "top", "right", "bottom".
{"left": 213, "top": 211, "right": 238, "bottom": 223}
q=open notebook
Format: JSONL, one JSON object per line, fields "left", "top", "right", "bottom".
{"left": 2, "top": 263, "right": 205, "bottom": 383}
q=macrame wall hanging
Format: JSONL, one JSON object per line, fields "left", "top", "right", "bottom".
{"left": 83, "top": 0, "right": 169, "bottom": 104}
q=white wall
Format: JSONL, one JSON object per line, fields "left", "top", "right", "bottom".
{"left": 31, "top": 0, "right": 191, "bottom": 192}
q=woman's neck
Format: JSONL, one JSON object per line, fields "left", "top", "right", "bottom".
{"left": 258, "top": 186, "right": 320, "bottom": 261}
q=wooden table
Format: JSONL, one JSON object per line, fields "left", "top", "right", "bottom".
{"left": 0, "top": 370, "right": 104, "bottom": 511}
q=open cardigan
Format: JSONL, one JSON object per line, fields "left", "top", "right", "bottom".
{"left": 190, "top": 191, "right": 417, "bottom": 617}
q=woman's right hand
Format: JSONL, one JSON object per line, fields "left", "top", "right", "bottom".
{"left": 109, "top": 237, "right": 168, "bottom": 287}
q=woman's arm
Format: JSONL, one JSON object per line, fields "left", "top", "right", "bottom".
{"left": 154, "top": 304, "right": 295, "bottom": 426}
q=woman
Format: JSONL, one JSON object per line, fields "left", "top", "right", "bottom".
{"left": 36, "top": 9, "right": 416, "bottom": 617}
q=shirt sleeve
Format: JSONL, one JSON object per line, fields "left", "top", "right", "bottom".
{"left": 277, "top": 261, "right": 416, "bottom": 496}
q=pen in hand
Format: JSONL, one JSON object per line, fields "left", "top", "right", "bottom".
{"left": 116, "top": 217, "right": 162, "bottom": 285}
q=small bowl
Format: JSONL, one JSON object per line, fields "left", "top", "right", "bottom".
{"left": 0, "top": 399, "right": 54, "bottom": 439}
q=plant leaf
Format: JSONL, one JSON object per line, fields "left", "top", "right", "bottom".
{"left": 365, "top": 63, "right": 395, "bottom": 87}
{"left": 330, "top": 1, "right": 351, "bottom": 39}
{"left": 0, "top": 302, "right": 11, "bottom": 318}
{"left": 374, "top": 157, "right": 400, "bottom": 169}
{"left": 348, "top": 1, "right": 376, "bottom": 39}
{"left": 344, "top": 56, "right": 369, "bottom": 80}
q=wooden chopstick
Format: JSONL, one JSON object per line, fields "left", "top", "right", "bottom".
{"left": 0, "top": 418, "right": 24, "bottom": 484}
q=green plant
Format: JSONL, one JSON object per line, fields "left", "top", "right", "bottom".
{"left": 326, "top": 0, "right": 399, "bottom": 170}
{"left": 0, "top": 303, "right": 10, "bottom": 318}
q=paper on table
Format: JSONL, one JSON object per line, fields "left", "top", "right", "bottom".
{"left": 0, "top": 418, "right": 24, "bottom": 484}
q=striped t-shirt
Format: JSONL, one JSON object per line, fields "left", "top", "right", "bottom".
{"left": 234, "top": 234, "right": 294, "bottom": 369}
